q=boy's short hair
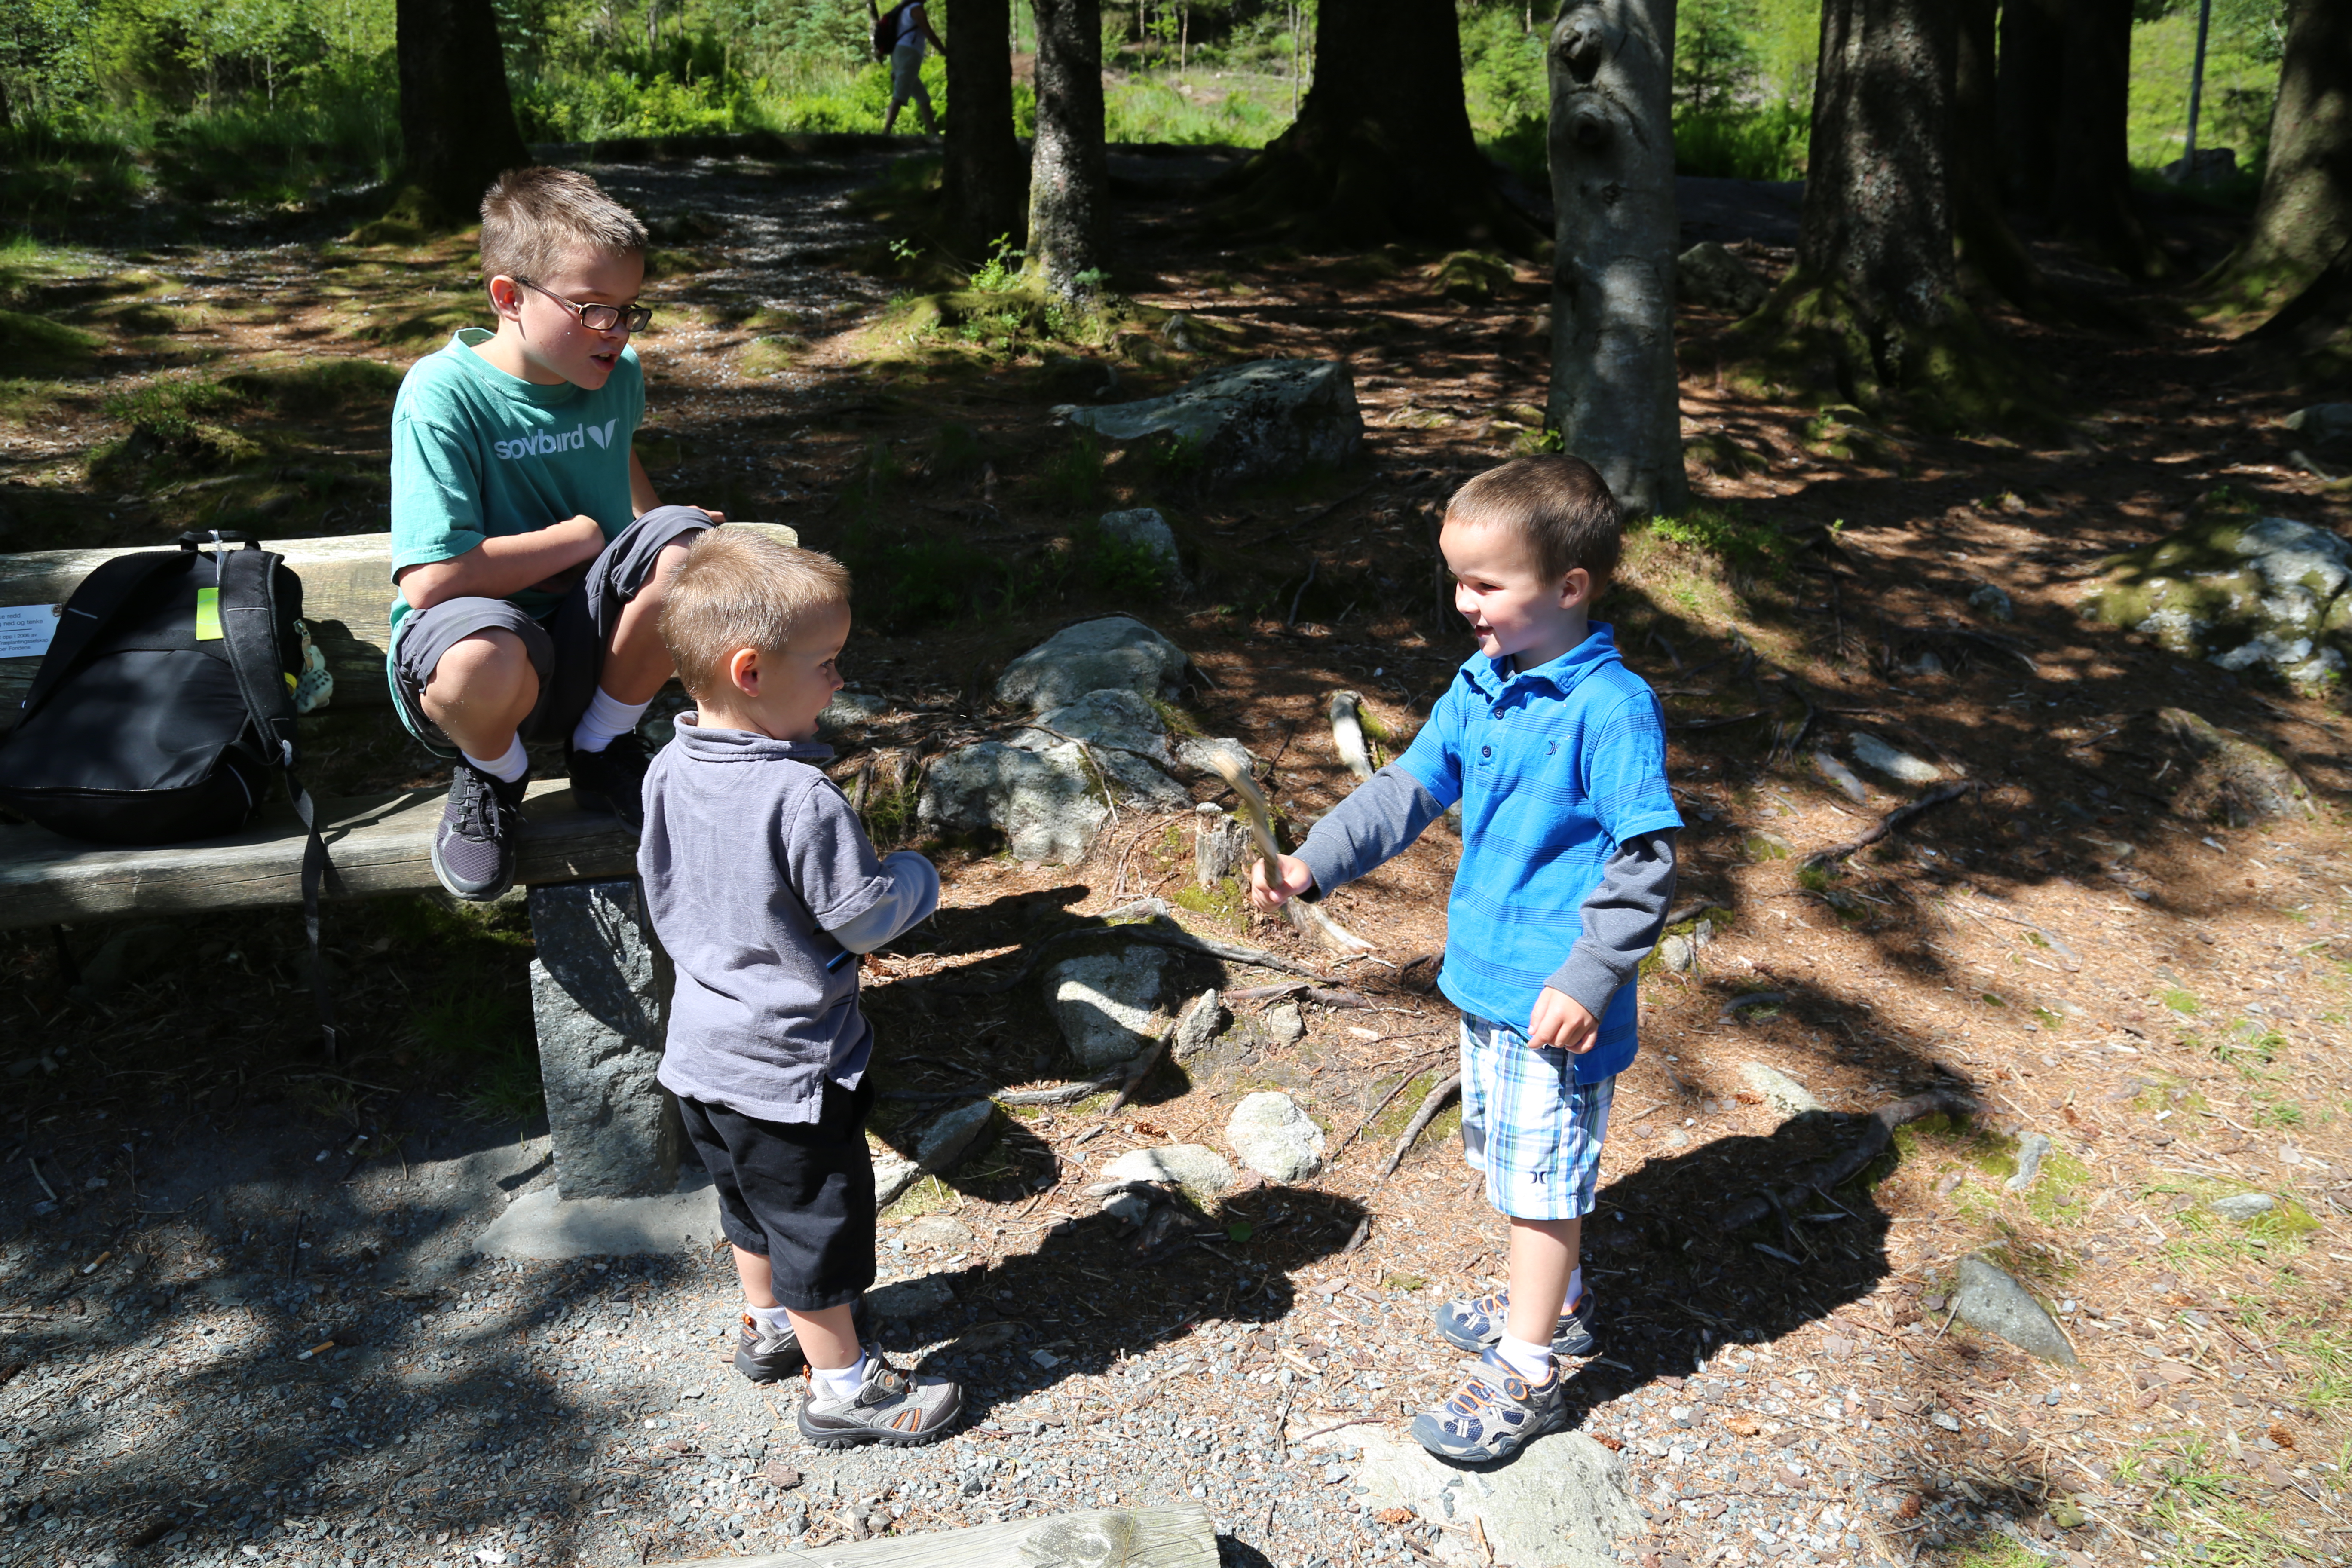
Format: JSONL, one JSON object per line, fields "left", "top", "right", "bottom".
{"left": 478, "top": 167, "right": 648, "bottom": 287}
{"left": 1447, "top": 455, "right": 1623, "bottom": 583}
{"left": 661, "top": 530, "right": 852, "bottom": 701}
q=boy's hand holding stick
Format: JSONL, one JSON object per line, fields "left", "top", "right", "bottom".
{"left": 1210, "top": 754, "right": 1374, "bottom": 954}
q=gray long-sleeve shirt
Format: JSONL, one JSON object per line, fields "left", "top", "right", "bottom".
{"left": 640, "top": 715, "right": 938, "bottom": 1124}
{"left": 1295, "top": 764, "right": 1679, "bottom": 1025}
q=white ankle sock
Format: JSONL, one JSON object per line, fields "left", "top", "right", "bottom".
{"left": 1565, "top": 1267, "right": 1585, "bottom": 1314}
{"left": 746, "top": 1303, "right": 794, "bottom": 1338}
{"left": 1495, "top": 1333, "right": 1554, "bottom": 1382}
{"left": 812, "top": 1355, "right": 867, "bottom": 1401}
{"left": 461, "top": 735, "right": 528, "bottom": 784}
{"left": 570, "top": 688, "right": 650, "bottom": 754}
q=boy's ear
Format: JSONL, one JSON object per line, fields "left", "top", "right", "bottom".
{"left": 1559, "top": 567, "right": 1596, "bottom": 609}
{"left": 727, "top": 646, "right": 761, "bottom": 694}
{"left": 486, "top": 275, "right": 524, "bottom": 323}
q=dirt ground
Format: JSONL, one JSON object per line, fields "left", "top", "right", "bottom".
{"left": 1, "top": 138, "right": 2349, "bottom": 1568}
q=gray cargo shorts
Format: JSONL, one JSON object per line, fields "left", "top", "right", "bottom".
{"left": 388, "top": 505, "right": 716, "bottom": 757}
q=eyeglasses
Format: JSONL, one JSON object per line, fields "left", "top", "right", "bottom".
{"left": 513, "top": 276, "right": 653, "bottom": 334}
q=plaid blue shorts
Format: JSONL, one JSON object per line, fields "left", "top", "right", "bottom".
{"left": 1458, "top": 1011, "right": 1616, "bottom": 1221}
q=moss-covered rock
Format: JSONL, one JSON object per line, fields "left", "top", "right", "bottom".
{"left": 2156, "top": 708, "right": 2314, "bottom": 826}
{"left": 2078, "top": 512, "right": 2352, "bottom": 691}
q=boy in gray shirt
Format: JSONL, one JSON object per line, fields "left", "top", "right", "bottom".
{"left": 639, "top": 528, "right": 962, "bottom": 1449}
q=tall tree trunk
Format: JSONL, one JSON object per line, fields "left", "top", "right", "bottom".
{"left": 1995, "top": 0, "right": 2061, "bottom": 211}
{"left": 1728, "top": 0, "right": 2050, "bottom": 429}
{"left": 1954, "top": 0, "right": 2061, "bottom": 318}
{"left": 2052, "top": 0, "right": 2168, "bottom": 279}
{"left": 942, "top": 0, "right": 1026, "bottom": 258}
{"left": 1211, "top": 0, "right": 1540, "bottom": 252}
{"left": 1546, "top": 0, "right": 1685, "bottom": 517}
{"left": 1025, "top": 0, "right": 1107, "bottom": 296}
{"left": 2204, "top": 0, "right": 2352, "bottom": 323}
{"left": 393, "top": 0, "right": 530, "bottom": 226}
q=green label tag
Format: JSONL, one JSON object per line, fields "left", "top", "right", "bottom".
{"left": 194, "top": 586, "right": 222, "bottom": 641}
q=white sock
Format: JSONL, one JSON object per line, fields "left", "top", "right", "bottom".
{"left": 461, "top": 735, "right": 528, "bottom": 784}
{"left": 746, "top": 1303, "right": 794, "bottom": 1338}
{"left": 1565, "top": 1267, "right": 1585, "bottom": 1314}
{"left": 812, "top": 1354, "right": 867, "bottom": 1402}
{"left": 570, "top": 687, "right": 650, "bottom": 754}
{"left": 1495, "top": 1333, "right": 1554, "bottom": 1382}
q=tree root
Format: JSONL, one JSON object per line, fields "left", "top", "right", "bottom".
{"left": 1377, "top": 1072, "right": 1462, "bottom": 1180}
{"left": 1715, "top": 1088, "right": 1975, "bottom": 1233}
{"left": 1802, "top": 780, "right": 1983, "bottom": 869}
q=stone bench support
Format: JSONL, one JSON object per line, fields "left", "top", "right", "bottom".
{"left": 527, "top": 878, "right": 682, "bottom": 1200}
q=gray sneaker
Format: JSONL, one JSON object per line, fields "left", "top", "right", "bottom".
{"left": 796, "top": 1351, "right": 963, "bottom": 1449}
{"left": 1434, "top": 1286, "right": 1598, "bottom": 1358}
{"left": 1409, "top": 1347, "right": 1569, "bottom": 1463}
{"left": 734, "top": 1313, "right": 807, "bottom": 1383}
{"left": 429, "top": 761, "right": 526, "bottom": 902}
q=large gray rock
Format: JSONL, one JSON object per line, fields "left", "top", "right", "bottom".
{"left": 1051, "top": 358, "right": 1365, "bottom": 490}
{"left": 1044, "top": 945, "right": 1172, "bottom": 1069}
{"left": 1227, "top": 1092, "right": 1326, "bottom": 1182}
{"left": 1676, "top": 241, "right": 1770, "bottom": 315}
{"left": 910, "top": 1098, "right": 997, "bottom": 1173}
{"left": 2157, "top": 707, "right": 2313, "bottom": 825}
{"left": 1098, "top": 508, "right": 1183, "bottom": 582}
{"left": 527, "top": 880, "right": 682, "bottom": 1200}
{"left": 1176, "top": 736, "right": 1255, "bottom": 779}
{"left": 995, "top": 615, "right": 1192, "bottom": 711}
{"left": 1951, "top": 1255, "right": 2079, "bottom": 1366}
{"left": 916, "top": 741, "right": 1108, "bottom": 864}
{"left": 1740, "top": 1061, "right": 1823, "bottom": 1117}
{"left": 2080, "top": 513, "right": 2352, "bottom": 689}
{"left": 1850, "top": 733, "right": 1940, "bottom": 785}
{"left": 2210, "top": 1191, "right": 2276, "bottom": 1222}
{"left": 1305, "top": 1425, "right": 1638, "bottom": 1568}
{"left": 817, "top": 689, "right": 891, "bottom": 736}
{"left": 1172, "top": 988, "right": 1230, "bottom": 1061}
{"left": 1016, "top": 687, "right": 1176, "bottom": 767}
{"left": 1099, "top": 1144, "right": 1235, "bottom": 1196}
{"left": 2284, "top": 403, "right": 2352, "bottom": 458}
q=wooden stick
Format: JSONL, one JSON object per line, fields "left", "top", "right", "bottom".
{"left": 1377, "top": 1072, "right": 1463, "bottom": 1180}
{"left": 1715, "top": 1088, "right": 1975, "bottom": 1232}
{"left": 1207, "top": 752, "right": 1374, "bottom": 954}
{"left": 1801, "top": 781, "right": 1982, "bottom": 869}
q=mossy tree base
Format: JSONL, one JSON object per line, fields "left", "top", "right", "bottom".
{"left": 346, "top": 184, "right": 472, "bottom": 246}
{"left": 1209, "top": 127, "right": 1545, "bottom": 256}
{"left": 1723, "top": 273, "right": 2065, "bottom": 436}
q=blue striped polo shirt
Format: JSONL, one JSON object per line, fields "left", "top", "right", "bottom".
{"left": 1395, "top": 622, "right": 1683, "bottom": 1080}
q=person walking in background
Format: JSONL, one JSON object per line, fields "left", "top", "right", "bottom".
{"left": 872, "top": 0, "right": 946, "bottom": 135}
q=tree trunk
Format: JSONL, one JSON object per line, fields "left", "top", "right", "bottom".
{"left": 2052, "top": 0, "right": 2168, "bottom": 280}
{"left": 1545, "top": 0, "right": 1686, "bottom": 517}
{"left": 1210, "top": 0, "right": 1540, "bottom": 252}
{"left": 1025, "top": 0, "right": 1107, "bottom": 296}
{"left": 942, "top": 0, "right": 1027, "bottom": 258}
{"left": 1995, "top": 0, "right": 2061, "bottom": 211}
{"left": 1728, "top": 0, "right": 2051, "bottom": 430}
{"left": 393, "top": 0, "right": 531, "bottom": 226}
{"left": 1954, "top": 0, "right": 2061, "bottom": 318}
{"left": 2203, "top": 0, "right": 2352, "bottom": 323}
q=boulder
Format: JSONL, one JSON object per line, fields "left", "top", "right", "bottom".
{"left": 2283, "top": 404, "right": 2352, "bottom": 459}
{"left": 1303, "top": 1425, "right": 1638, "bottom": 1568}
{"left": 915, "top": 741, "right": 1108, "bottom": 864}
{"left": 2078, "top": 513, "right": 2352, "bottom": 689}
{"left": 1078, "top": 740, "right": 1193, "bottom": 813}
{"left": 1951, "top": 1255, "right": 2078, "bottom": 1365}
{"left": 1813, "top": 748, "right": 1869, "bottom": 803}
{"left": 897, "top": 1213, "right": 974, "bottom": 1250}
{"left": 1849, "top": 733, "right": 1941, "bottom": 785}
{"left": 1098, "top": 508, "right": 1183, "bottom": 582}
{"left": 1676, "top": 241, "right": 1771, "bottom": 315}
{"left": 867, "top": 1274, "right": 956, "bottom": 1320}
{"left": 1044, "top": 945, "right": 1171, "bottom": 1069}
{"left": 1099, "top": 1144, "right": 1236, "bottom": 1196}
{"left": 994, "top": 615, "right": 1192, "bottom": 711}
{"left": 2161, "top": 146, "right": 2237, "bottom": 185}
{"left": 1968, "top": 582, "right": 2015, "bottom": 622}
{"left": 1172, "top": 988, "right": 1230, "bottom": 1061}
{"left": 1050, "top": 358, "right": 1365, "bottom": 490}
{"left": 1227, "top": 1092, "right": 1326, "bottom": 1182}
{"left": 818, "top": 690, "right": 891, "bottom": 735}
{"left": 1016, "top": 687, "right": 1176, "bottom": 768}
{"left": 1740, "top": 1062, "right": 1823, "bottom": 1118}
{"left": 908, "top": 1098, "right": 997, "bottom": 1173}
{"left": 1264, "top": 1001, "right": 1307, "bottom": 1045}
{"left": 2157, "top": 707, "right": 2312, "bottom": 826}
{"left": 2210, "top": 1192, "right": 2276, "bottom": 1222}
{"left": 1176, "top": 735, "right": 1256, "bottom": 780}
{"left": 527, "top": 881, "right": 682, "bottom": 1200}
{"left": 873, "top": 1151, "right": 922, "bottom": 1210}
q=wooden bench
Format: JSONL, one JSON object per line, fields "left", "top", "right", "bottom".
{"left": 0, "top": 524, "right": 796, "bottom": 1205}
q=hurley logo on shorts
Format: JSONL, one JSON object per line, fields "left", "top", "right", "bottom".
{"left": 494, "top": 418, "right": 620, "bottom": 461}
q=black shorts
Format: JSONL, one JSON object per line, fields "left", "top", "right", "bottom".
{"left": 679, "top": 1078, "right": 877, "bottom": 1312}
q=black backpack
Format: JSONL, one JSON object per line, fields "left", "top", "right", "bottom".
{"left": 0, "top": 531, "right": 337, "bottom": 1046}
{"left": 872, "top": 0, "right": 909, "bottom": 58}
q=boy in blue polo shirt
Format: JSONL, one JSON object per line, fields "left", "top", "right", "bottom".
{"left": 1252, "top": 454, "right": 1681, "bottom": 1463}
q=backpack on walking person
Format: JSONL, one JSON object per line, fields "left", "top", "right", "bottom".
{"left": 871, "top": 0, "right": 911, "bottom": 59}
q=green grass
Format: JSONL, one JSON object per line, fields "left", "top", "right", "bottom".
{"left": 2128, "top": 7, "right": 2281, "bottom": 182}
{"left": 1674, "top": 103, "right": 1810, "bottom": 180}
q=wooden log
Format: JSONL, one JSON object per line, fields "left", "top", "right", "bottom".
{"left": 0, "top": 523, "right": 796, "bottom": 725}
{"left": 646, "top": 1505, "right": 1218, "bottom": 1568}
{"left": 0, "top": 779, "right": 634, "bottom": 928}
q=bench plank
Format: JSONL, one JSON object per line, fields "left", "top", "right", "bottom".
{"left": 0, "top": 780, "right": 636, "bottom": 928}
{"left": 0, "top": 523, "right": 795, "bottom": 726}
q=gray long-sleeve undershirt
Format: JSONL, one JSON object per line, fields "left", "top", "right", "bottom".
{"left": 825, "top": 850, "right": 940, "bottom": 953}
{"left": 1292, "top": 764, "right": 1680, "bottom": 1022}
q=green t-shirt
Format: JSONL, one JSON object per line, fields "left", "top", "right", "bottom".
{"left": 387, "top": 328, "right": 646, "bottom": 634}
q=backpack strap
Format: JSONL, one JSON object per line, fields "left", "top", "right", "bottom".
{"left": 15, "top": 551, "right": 191, "bottom": 721}
{"left": 212, "top": 540, "right": 340, "bottom": 1061}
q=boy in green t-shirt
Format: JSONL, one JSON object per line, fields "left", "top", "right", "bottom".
{"left": 389, "top": 166, "right": 720, "bottom": 901}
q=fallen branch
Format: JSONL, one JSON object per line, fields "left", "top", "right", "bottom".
{"left": 1207, "top": 751, "right": 1375, "bottom": 954}
{"left": 1376, "top": 1072, "right": 1463, "bottom": 1180}
{"left": 1801, "top": 780, "right": 1983, "bottom": 868}
{"left": 1224, "top": 981, "right": 1374, "bottom": 1009}
{"left": 1715, "top": 1088, "right": 1975, "bottom": 1232}
{"left": 1329, "top": 1054, "right": 1450, "bottom": 1163}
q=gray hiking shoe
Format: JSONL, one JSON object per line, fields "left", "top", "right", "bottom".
{"left": 429, "top": 761, "right": 526, "bottom": 902}
{"left": 734, "top": 1313, "right": 807, "bottom": 1383}
{"left": 1409, "top": 1347, "right": 1569, "bottom": 1463}
{"left": 1434, "top": 1286, "right": 1599, "bottom": 1359}
{"left": 564, "top": 732, "right": 650, "bottom": 833}
{"left": 796, "top": 1351, "right": 963, "bottom": 1449}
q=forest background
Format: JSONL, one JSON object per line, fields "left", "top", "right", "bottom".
{"left": 0, "top": 0, "right": 2303, "bottom": 227}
